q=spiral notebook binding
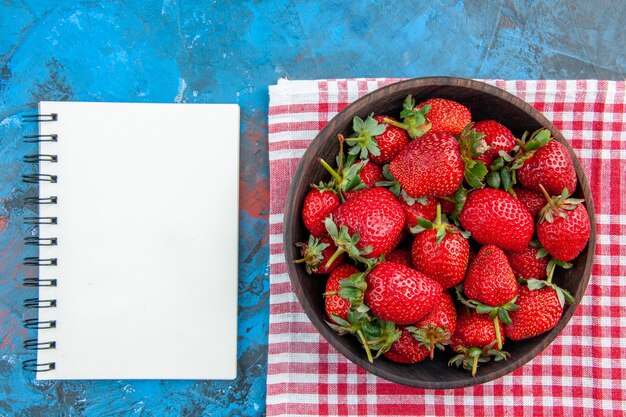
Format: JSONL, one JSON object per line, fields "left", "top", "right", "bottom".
{"left": 24, "top": 154, "right": 58, "bottom": 163}
{"left": 22, "top": 112, "right": 58, "bottom": 373}
{"left": 24, "top": 319, "right": 57, "bottom": 329}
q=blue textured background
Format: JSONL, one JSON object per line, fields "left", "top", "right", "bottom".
{"left": 0, "top": 1, "right": 623, "bottom": 416}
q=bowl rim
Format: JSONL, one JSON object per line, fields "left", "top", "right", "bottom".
{"left": 283, "top": 76, "right": 597, "bottom": 389}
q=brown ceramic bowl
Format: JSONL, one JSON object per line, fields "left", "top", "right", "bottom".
{"left": 283, "top": 77, "right": 596, "bottom": 389}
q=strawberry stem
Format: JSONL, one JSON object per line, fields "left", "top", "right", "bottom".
{"left": 382, "top": 117, "right": 409, "bottom": 131}
{"left": 546, "top": 258, "right": 557, "bottom": 284}
{"left": 325, "top": 246, "right": 345, "bottom": 268}
{"left": 429, "top": 335, "right": 435, "bottom": 360}
{"left": 434, "top": 203, "right": 442, "bottom": 226}
{"left": 493, "top": 316, "right": 503, "bottom": 350}
{"left": 337, "top": 134, "right": 345, "bottom": 174}
{"left": 319, "top": 157, "right": 343, "bottom": 183}
{"left": 538, "top": 184, "right": 556, "bottom": 208}
{"left": 356, "top": 328, "right": 374, "bottom": 363}
{"left": 471, "top": 354, "right": 479, "bottom": 377}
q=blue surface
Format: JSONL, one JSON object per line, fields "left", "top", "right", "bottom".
{"left": 0, "top": 1, "right": 623, "bottom": 416}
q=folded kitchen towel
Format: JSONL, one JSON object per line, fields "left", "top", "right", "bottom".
{"left": 267, "top": 78, "right": 625, "bottom": 417}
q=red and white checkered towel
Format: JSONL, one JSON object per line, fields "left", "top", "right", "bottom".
{"left": 267, "top": 79, "right": 625, "bottom": 417}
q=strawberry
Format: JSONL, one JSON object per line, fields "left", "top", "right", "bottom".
{"left": 463, "top": 245, "right": 519, "bottom": 307}
{"left": 457, "top": 124, "right": 491, "bottom": 189}
{"left": 472, "top": 120, "right": 516, "bottom": 168}
{"left": 410, "top": 290, "right": 457, "bottom": 359}
{"left": 383, "top": 326, "right": 430, "bottom": 364}
{"left": 459, "top": 188, "right": 534, "bottom": 252}
{"left": 460, "top": 245, "right": 519, "bottom": 349}
{"left": 536, "top": 186, "right": 591, "bottom": 262}
{"left": 383, "top": 95, "right": 431, "bottom": 139}
{"left": 417, "top": 97, "right": 472, "bottom": 136}
{"left": 400, "top": 195, "right": 438, "bottom": 234}
{"left": 411, "top": 204, "right": 470, "bottom": 289}
{"left": 328, "top": 187, "right": 405, "bottom": 261}
{"left": 324, "top": 264, "right": 359, "bottom": 323}
{"left": 369, "top": 116, "right": 410, "bottom": 164}
{"left": 358, "top": 160, "right": 384, "bottom": 187}
{"left": 345, "top": 114, "right": 409, "bottom": 165}
{"left": 513, "top": 130, "right": 577, "bottom": 197}
{"left": 389, "top": 131, "right": 464, "bottom": 198}
{"left": 513, "top": 186, "right": 545, "bottom": 218}
{"left": 317, "top": 134, "right": 369, "bottom": 201}
{"left": 506, "top": 243, "right": 549, "bottom": 280}
{"left": 385, "top": 247, "right": 413, "bottom": 268}
{"left": 504, "top": 284, "right": 563, "bottom": 341}
{"left": 449, "top": 310, "right": 508, "bottom": 377}
{"left": 325, "top": 266, "right": 402, "bottom": 363}
{"left": 301, "top": 186, "right": 340, "bottom": 237}
{"left": 295, "top": 235, "right": 345, "bottom": 275}
{"left": 365, "top": 262, "right": 442, "bottom": 325}
{"left": 344, "top": 114, "right": 387, "bottom": 161}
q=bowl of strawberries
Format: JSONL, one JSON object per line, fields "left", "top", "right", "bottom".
{"left": 284, "top": 77, "right": 596, "bottom": 389}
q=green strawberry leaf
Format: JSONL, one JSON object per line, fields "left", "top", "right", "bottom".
{"left": 376, "top": 164, "right": 402, "bottom": 197}
{"left": 417, "top": 217, "right": 434, "bottom": 230}
{"left": 561, "top": 288, "right": 575, "bottom": 305}
{"left": 486, "top": 171, "right": 501, "bottom": 189}
{"left": 400, "top": 95, "right": 417, "bottom": 119}
{"left": 526, "top": 278, "right": 547, "bottom": 291}
{"left": 400, "top": 190, "right": 417, "bottom": 206}
{"left": 498, "top": 150, "right": 515, "bottom": 163}
{"left": 353, "top": 116, "right": 366, "bottom": 132}
{"left": 476, "top": 303, "right": 493, "bottom": 315}
{"left": 498, "top": 308, "right": 512, "bottom": 325}
{"left": 490, "top": 156, "right": 506, "bottom": 170}
{"left": 500, "top": 167, "right": 513, "bottom": 191}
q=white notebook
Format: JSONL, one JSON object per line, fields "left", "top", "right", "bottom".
{"left": 25, "top": 102, "right": 239, "bottom": 380}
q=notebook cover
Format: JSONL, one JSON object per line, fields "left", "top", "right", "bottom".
{"left": 33, "top": 101, "right": 239, "bottom": 380}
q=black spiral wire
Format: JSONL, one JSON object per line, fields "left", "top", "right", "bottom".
{"left": 21, "top": 113, "right": 58, "bottom": 373}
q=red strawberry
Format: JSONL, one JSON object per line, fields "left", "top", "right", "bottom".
{"left": 506, "top": 244, "right": 548, "bottom": 280}
{"left": 411, "top": 204, "right": 470, "bottom": 289}
{"left": 389, "top": 131, "right": 464, "bottom": 198}
{"left": 324, "top": 264, "right": 359, "bottom": 324}
{"left": 302, "top": 186, "right": 340, "bottom": 237}
{"left": 472, "top": 120, "right": 516, "bottom": 168}
{"left": 358, "top": 160, "right": 384, "bottom": 187}
{"left": 514, "top": 186, "right": 545, "bottom": 218}
{"left": 459, "top": 188, "right": 534, "bottom": 252}
{"left": 461, "top": 245, "right": 519, "bottom": 350}
{"left": 400, "top": 195, "right": 438, "bottom": 234}
{"left": 329, "top": 187, "right": 405, "bottom": 259}
{"left": 295, "top": 235, "right": 345, "bottom": 275}
{"left": 516, "top": 136, "right": 578, "bottom": 197}
{"left": 365, "top": 262, "right": 442, "bottom": 325}
{"left": 385, "top": 247, "right": 413, "bottom": 268}
{"left": 504, "top": 285, "right": 563, "bottom": 341}
{"left": 383, "top": 326, "right": 430, "bottom": 364}
{"left": 536, "top": 186, "right": 591, "bottom": 262}
{"left": 411, "top": 291, "right": 457, "bottom": 359}
{"left": 451, "top": 311, "right": 505, "bottom": 351}
{"left": 463, "top": 245, "right": 519, "bottom": 307}
{"left": 344, "top": 114, "right": 409, "bottom": 165}
{"left": 449, "top": 310, "right": 508, "bottom": 377}
{"left": 417, "top": 98, "right": 472, "bottom": 136}
{"left": 370, "top": 116, "right": 409, "bottom": 164}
